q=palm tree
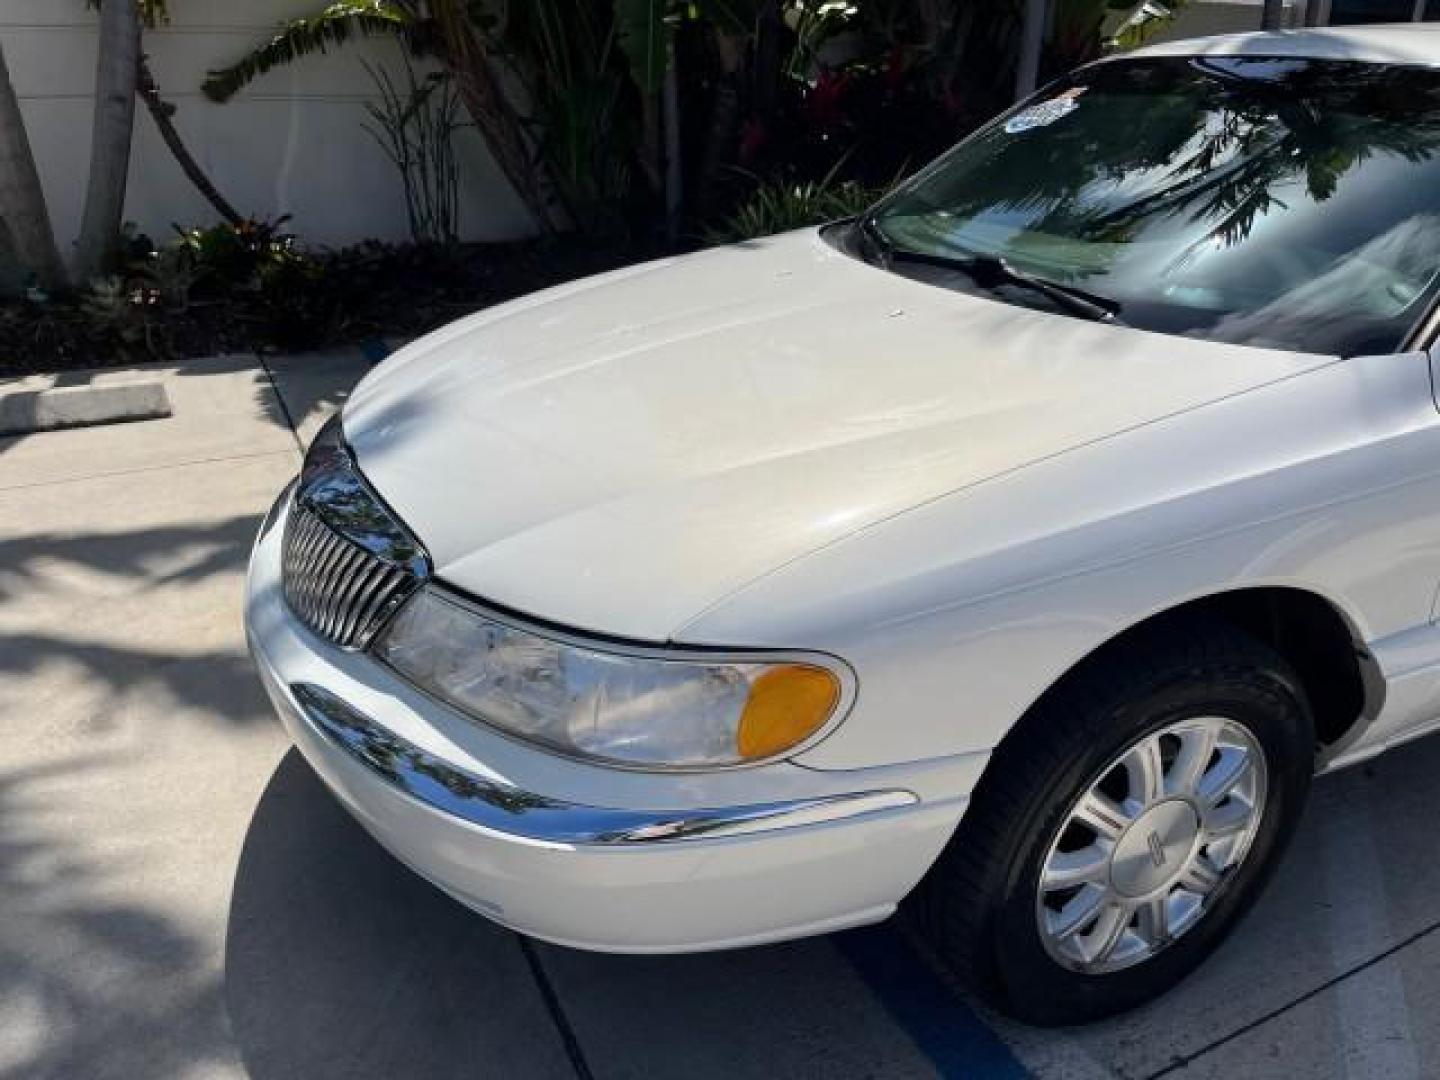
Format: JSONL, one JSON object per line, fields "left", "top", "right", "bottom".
{"left": 0, "top": 43, "right": 66, "bottom": 292}
{"left": 74, "top": 0, "right": 142, "bottom": 282}
{"left": 1015, "top": 0, "right": 1047, "bottom": 99}
{"left": 74, "top": 0, "right": 244, "bottom": 278}
{"left": 200, "top": 0, "right": 713, "bottom": 236}
{"left": 137, "top": 54, "right": 242, "bottom": 226}
{"left": 426, "top": 0, "right": 561, "bottom": 231}
{"left": 202, "top": 1, "right": 560, "bottom": 232}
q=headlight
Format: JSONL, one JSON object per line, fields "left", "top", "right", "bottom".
{"left": 374, "top": 589, "right": 846, "bottom": 769}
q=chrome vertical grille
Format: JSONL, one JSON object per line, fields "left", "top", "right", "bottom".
{"left": 281, "top": 503, "right": 420, "bottom": 649}
{"left": 279, "top": 415, "right": 429, "bottom": 649}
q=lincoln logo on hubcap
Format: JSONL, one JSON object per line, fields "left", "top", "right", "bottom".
{"left": 1147, "top": 830, "right": 1167, "bottom": 868}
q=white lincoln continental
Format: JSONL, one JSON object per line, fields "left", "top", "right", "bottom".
{"left": 247, "top": 26, "right": 1440, "bottom": 1023}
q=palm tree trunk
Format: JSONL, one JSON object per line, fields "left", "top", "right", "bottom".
{"left": 695, "top": 30, "right": 742, "bottom": 220}
{"left": 662, "top": 50, "right": 682, "bottom": 242}
{"left": 1014, "top": 0, "right": 1047, "bottom": 101}
{"left": 138, "top": 55, "right": 242, "bottom": 227}
{"left": 0, "top": 42, "right": 65, "bottom": 292}
{"left": 753, "top": 0, "right": 782, "bottom": 122}
{"left": 74, "top": 0, "right": 141, "bottom": 282}
{"left": 429, "top": 0, "right": 558, "bottom": 233}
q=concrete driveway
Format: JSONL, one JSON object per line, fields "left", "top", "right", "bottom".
{"left": 3, "top": 348, "right": 1440, "bottom": 1080}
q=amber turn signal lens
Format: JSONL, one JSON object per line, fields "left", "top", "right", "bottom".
{"left": 735, "top": 665, "right": 841, "bottom": 760}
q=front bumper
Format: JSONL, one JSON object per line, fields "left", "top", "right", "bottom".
{"left": 245, "top": 491, "right": 976, "bottom": 952}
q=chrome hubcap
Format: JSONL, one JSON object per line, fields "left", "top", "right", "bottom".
{"left": 1110, "top": 799, "right": 1200, "bottom": 898}
{"left": 1036, "top": 716, "right": 1268, "bottom": 974}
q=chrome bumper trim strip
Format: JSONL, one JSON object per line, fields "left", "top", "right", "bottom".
{"left": 291, "top": 682, "right": 917, "bottom": 845}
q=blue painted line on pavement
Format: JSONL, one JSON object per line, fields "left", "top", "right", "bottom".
{"left": 359, "top": 339, "right": 392, "bottom": 365}
{"left": 835, "top": 923, "right": 1029, "bottom": 1079}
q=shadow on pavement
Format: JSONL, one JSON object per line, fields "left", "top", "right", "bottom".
{"left": 0, "top": 514, "right": 277, "bottom": 729}
{"left": 224, "top": 752, "right": 943, "bottom": 1080}
{"left": 225, "top": 733, "right": 1440, "bottom": 1080}
{"left": 0, "top": 513, "right": 263, "bottom": 605}
{"left": 223, "top": 752, "right": 574, "bottom": 1080}
{"left": 0, "top": 756, "right": 233, "bottom": 1080}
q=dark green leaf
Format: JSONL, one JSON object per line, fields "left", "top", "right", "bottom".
{"left": 614, "top": 0, "right": 669, "bottom": 96}
{"left": 201, "top": 2, "right": 412, "bottom": 103}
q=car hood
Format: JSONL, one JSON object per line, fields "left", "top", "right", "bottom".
{"left": 344, "top": 228, "right": 1329, "bottom": 642}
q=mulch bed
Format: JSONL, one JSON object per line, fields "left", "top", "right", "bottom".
{"left": 0, "top": 238, "right": 660, "bottom": 378}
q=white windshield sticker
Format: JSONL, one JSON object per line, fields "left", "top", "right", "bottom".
{"left": 1004, "top": 87, "right": 1086, "bottom": 134}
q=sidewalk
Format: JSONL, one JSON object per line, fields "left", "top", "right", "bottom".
{"left": 2, "top": 348, "right": 1439, "bottom": 1079}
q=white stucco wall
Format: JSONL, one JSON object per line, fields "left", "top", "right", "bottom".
{"left": 2, "top": 0, "right": 534, "bottom": 259}
{"left": 1144, "top": 0, "right": 1313, "bottom": 43}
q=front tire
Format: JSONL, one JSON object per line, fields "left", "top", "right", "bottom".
{"left": 913, "top": 619, "right": 1314, "bottom": 1025}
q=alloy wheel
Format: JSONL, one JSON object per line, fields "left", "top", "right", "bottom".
{"left": 1036, "top": 716, "right": 1268, "bottom": 974}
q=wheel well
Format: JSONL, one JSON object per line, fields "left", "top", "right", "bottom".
{"left": 1084, "top": 589, "right": 1372, "bottom": 748}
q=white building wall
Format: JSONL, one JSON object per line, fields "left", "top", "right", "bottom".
{"left": 1, "top": 0, "right": 534, "bottom": 260}
{"left": 1143, "top": 0, "right": 1309, "bottom": 44}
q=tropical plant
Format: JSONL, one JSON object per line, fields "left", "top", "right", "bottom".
{"left": 785, "top": 0, "right": 861, "bottom": 81}
{"left": 199, "top": 1, "right": 419, "bottom": 102}
{"left": 163, "top": 216, "right": 336, "bottom": 347}
{"left": 172, "top": 216, "right": 308, "bottom": 294}
{"left": 2, "top": 0, "right": 210, "bottom": 295}
{"left": 140, "top": 242, "right": 199, "bottom": 311}
{"left": 72, "top": 0, "right": 244, "bottom": 281}
{"left": 77, "top": 1, "right": 244, "bottom": 238}
{"left": 79, "top": 274, "right": 165, "bottom": 357}
{"left": 203, "top": 1, "right": 559, "bottom": 232}
{"left": 204, "top": 0, "right": 691, "bottom": 238}
{"left": 434, "top": 0, "right": 568, "bottom": 230}
{"left": 0, "top": 43, "right": 65, "bottom": 293}
{"left": 1109, "top": 0, "right": 1191, "bottom": 51}
{"left": 705, "top": 164, "right": 886, "bottom": 242}
{"left": 361, "top": 60, "right": 464, "bottom": 245}
{"left": 192, "top": 0, "right": 1191, "bottom": 248}
{"left": 496, "top": 0, "right": 647, "bottom": 237}
{"left": 615, "top": 0, "right": 671, "bottom": 99}
{"left": 693, "top": 0, "right": 1186, "bottom": 206}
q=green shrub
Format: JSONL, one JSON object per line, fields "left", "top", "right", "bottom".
{"left": 173, "top": 216, "right": 310, "bottom": 296}
{"left": 706, "top": 171, "right": 887, "bottom": 245}
{"left": 79, "top": 275, "right": 167, "bottom": 360}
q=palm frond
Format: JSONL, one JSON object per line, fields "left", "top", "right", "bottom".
{"left": 693, "top": 0, "right": 763, "bottom": 37}
{"left": 202, "top": 2, "right": 413, "bottom": 103}
{"left": 1108, "top": 0, "right": 1190, "bottom": 52}
{"left": 706, "top": 164, "right": 888, "bottom": 245}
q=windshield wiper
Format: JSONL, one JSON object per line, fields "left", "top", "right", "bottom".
{"left": 856, "top": 213, "right": 896, "bottom": 265}
{"left": 894, "top": 248, "right": 1122, "bottom": 323}
{"left": 857, "top": 219, "right": 1123, "bottom": 324}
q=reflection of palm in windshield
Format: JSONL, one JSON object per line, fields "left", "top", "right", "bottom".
{"left": 875, "top": 57, "right": 1440, "bottom": 355}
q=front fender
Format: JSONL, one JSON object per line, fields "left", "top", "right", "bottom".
{"left": 678, "top": 350, "right": 1440, "bottom": 770}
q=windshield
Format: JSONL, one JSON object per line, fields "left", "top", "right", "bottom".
{"left": 866, "top": 56, "right": 1440, "bottom": 355}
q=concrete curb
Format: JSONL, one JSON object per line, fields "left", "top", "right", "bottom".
{"left": 0, "top": 382, "right": 172, "bottom": 437}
